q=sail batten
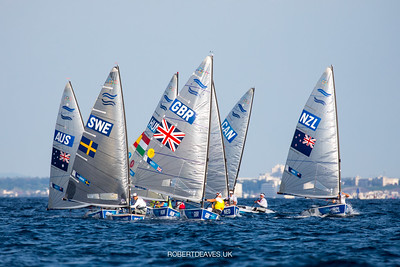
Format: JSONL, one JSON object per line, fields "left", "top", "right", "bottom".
{"left": 279, "top": 67, "right": 340, "bottom": 198}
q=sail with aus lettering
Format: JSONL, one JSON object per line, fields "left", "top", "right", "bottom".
{"left": 279, "top": 66, "right": 340, "bottom": 199}
{"left": 128, "top": 73, "right": 178, "bottom": 201}
{"left": 65, "top": 66, "right": 130, "bottom": 208}
{"left": 131, "top": 56, "right": 213, "bottom": 203}
{"left": 48, "top": 82, "right": 88, "bottom": 210}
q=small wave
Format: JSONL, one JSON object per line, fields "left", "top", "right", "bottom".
{"left": 317, "top": 88, "right": 331, "bottom": 97}
{"left": 62, "top": 106, "right": 75, "bottom": 112}
{"left": 159, "top": 104, "right": 167, "bottom": 111}
{"left": 313, "top": 97, "right": 326, "bottom": 105}
{"left": 163, "top": 95, "right": 173, "bottom": 103}
{"left": 232, "top": 111, "right": 240, "bottom": 118}
{"left": 60, "top": 114, "right": 72, "bottom": 120}
{"left": 188, "top": 87, "right": 199, "bottom": 96}
{"left": 102, "top": 100, "right": 116, "bottom": 106}
{"left": 238, "top": 104, "right": 247, "bottom": 113}
{"left": 102, "top": 93, "right": 117, "bottom": 99}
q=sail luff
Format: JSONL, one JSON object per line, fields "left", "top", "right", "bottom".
{"left": 201, "top": 55, "right": 213, "bottom": 209}
{"left": 331, "top": 65, "right": 341, "bottom": 193}
{"left": 117, "top": 65, "right": 131, "bottom": 210}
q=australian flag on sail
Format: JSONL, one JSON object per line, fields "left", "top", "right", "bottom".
{"left": 290, "top": 129, "right": 316, "bottom": 157}
{"left": 51, "top": 147, "right": 70, "bottom": 171}
{"left": 153, "top": 119, "right": 185, "bottom": 152}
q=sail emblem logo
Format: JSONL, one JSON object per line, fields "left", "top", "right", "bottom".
{"left": 291, "top": 129, "right": 316, "bottom": 157}
{"left": 169, "top": 99, "right": 196, "bottom": 124}
{"left": 51, "top": 147, "right": 70, "bottom": 172}
{"left": 54, "top": 130, "right": 75, "bottom": 147}
{"left": 298, "top": 110, "right": 321, "bottom": 131}
{"left": 154, "top": 119, "right": 185, "bottom": 152}
{"left": 221, "top": 119, "right": 237, "bottom": 143}
{"left": 78, "top": 136, "right": 98, "bottom": 158}
{"left": 87, "top": 114, "right": 114, "bottom": 136}
{"left": 147, "top": 116, "right": 160, "bottom": 133}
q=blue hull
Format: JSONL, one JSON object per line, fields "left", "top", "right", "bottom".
{"left": 149, "top": 207, "right": 180, "bottom": 219}
{"left": 107, "top": 213, "right": 145, "bottom": 221}
{"left": 221, "top": 206, "right": 239, "bottom": 217}
{"left": 305, "top": 204, "right": 349, "bottom": 216}
{"left": 85, "top": 209, "right": 118, "bottom": 219}
{"left": 183, "top": 208, "right": 219, "bottom": 220}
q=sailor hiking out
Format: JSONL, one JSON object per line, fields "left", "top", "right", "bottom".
{"left": 205, "top": 192, "right": 225, "bottom": 215}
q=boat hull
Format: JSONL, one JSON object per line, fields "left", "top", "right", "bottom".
{"left": 85, "top": 209, "right": 118, "bottom": 219}
{"left": 148, "top": 207, "right": 180, "bottom": 219}
{"left": 304, "top": 204, "right": 349, "bottom": 216}
{"left": 107, "top": 213, "right": 145, "bottom": 221}
{"left": 182, "top": 208, "right": 219, "bottom": 220}
{"left": 238, "top": 205, "right": 274, "bottom": 214}
{"left": 221, "top": 206, "right": 240, "bottom": 217}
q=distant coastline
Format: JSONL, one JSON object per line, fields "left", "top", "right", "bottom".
{"left": 1, "top": 175, "right": 399, "bottom": 199}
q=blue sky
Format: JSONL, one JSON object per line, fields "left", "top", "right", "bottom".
{"left": 1, "top": 1, "right": 399, "bottom": 178}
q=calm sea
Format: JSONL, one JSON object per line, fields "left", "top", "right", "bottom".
{"left": 0, "top": 198, "right": 399, "bottom": 266}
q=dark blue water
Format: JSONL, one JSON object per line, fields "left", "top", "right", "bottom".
{"left": 1, "top": 198, "right": 399, "bottom": 266}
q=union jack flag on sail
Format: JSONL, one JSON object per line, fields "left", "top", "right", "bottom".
{"left": 302, "top": 134, "right": 316, "bottom": 148}
{"left": 153, "top": 119, "right": 185, "bottom": 152}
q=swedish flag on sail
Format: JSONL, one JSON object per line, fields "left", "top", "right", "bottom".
{"left": 78, "top": 136, "right": 98, "bottom": 158}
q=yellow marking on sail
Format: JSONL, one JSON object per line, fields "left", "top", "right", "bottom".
{"left": 80, "top": 140, "right": 97, "bottom": 155}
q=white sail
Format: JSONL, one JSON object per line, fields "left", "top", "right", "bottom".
{"left": 65, "top": 66, "right": 130, "bottom": 207}
{"left": 204, "top": 82, "right": 229, "bottom": 199}
{"left": 48, "top": 82, "right": 88, "bottom": 210}
{"left": 131, "top": 56, "right": 213, "bottom": 203}
{"left": 128, "top": 73, "right": 178, "bottom": 200}
{"left": 279, "top": 67, "right": 340, "bottom": 198}
{"left": 222, "top": 88, "right": 255, "bottom": 192}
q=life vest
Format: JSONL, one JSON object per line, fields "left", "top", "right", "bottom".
{"left": 214, "top": 197, "right": 225, "bottom": 210}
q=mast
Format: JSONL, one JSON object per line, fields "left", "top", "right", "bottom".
{"left": 201, "top": 55, "right": 213, "bottom": 209}
{"left": 117, "top": 65, "right": 131, "bottom": 213}
{"left": 233, "top": 87, "right": 255, "bottom": 192}
{"left": 176, "top": 72, "right": 179, "bottom": 98}
{"left": 331, "top": 65, "right": 342, "bottom": 194}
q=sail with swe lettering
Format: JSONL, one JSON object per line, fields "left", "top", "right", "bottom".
{"left": 128, "top": 73, "right": 178, "bottom": 200}
{"left": 48, "top": 82, "right": 88, "bottom": 209}
{"left": 279, "top": 67, "right": 340, "bottom": 198}
{"left": 204, "top": 82, "right": 229, "bottom": 199}
{"left": 132, "top": 56, "right": 213, "bottom": 203}
{"left": 65, "top": 66, "right": 130, "bottom": 207}
{"left": 222, "top": 88, "right": 255, "bottom": 192}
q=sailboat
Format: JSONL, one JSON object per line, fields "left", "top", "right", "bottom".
{"left": 65, "top": 66, "right": 143, "bottom": 221}
{"left": 48, "top": 81, "right": 89, "bottom": 210}
{"left": 131, "top": 55, "right": 221, "bottom": 220}
{"left": 128, "top": 73, "right": 181, "bottom": 219}
{"left": 278, "top": 66, "right": 350, "bottom": 216}
{"left": 216, "top": 88, "right": 258, "bottom": 217}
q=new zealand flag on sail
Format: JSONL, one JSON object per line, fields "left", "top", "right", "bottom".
{"left": 290, "top": 129, "right": 316, "bottom": 157}
{"left": 51, "top": 147, "right": 70, "bottom": 171}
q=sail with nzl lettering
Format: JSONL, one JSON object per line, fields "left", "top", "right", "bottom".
{"left": 222, "top": 88, "right": 255, "bottom": 192}
{"left": 48, "top": 81, "right": 88, "bottom": 210}
{"left": 279, "top": 67, "right": 340, "bottom": 199}
{"left": 65, "top": 66, "right": 130, "bottom": 207}
{"left": 128, "top": 73, "right": 178, "bottom": 200}
{"left": 131, "top": 56, "right": 213, "bottom": 203}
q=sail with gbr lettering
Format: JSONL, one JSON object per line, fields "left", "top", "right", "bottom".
{"left": 279, "top": 67, "right": 340, "bottom": 199}
{"left": 131, "top": 56, "right": 213, "bottom": 203}
{"left": 48, "top": 82, "right": 88, "bottom": 209}
{"left": 65, "top": 66, "right": 130, "bottom": 207}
